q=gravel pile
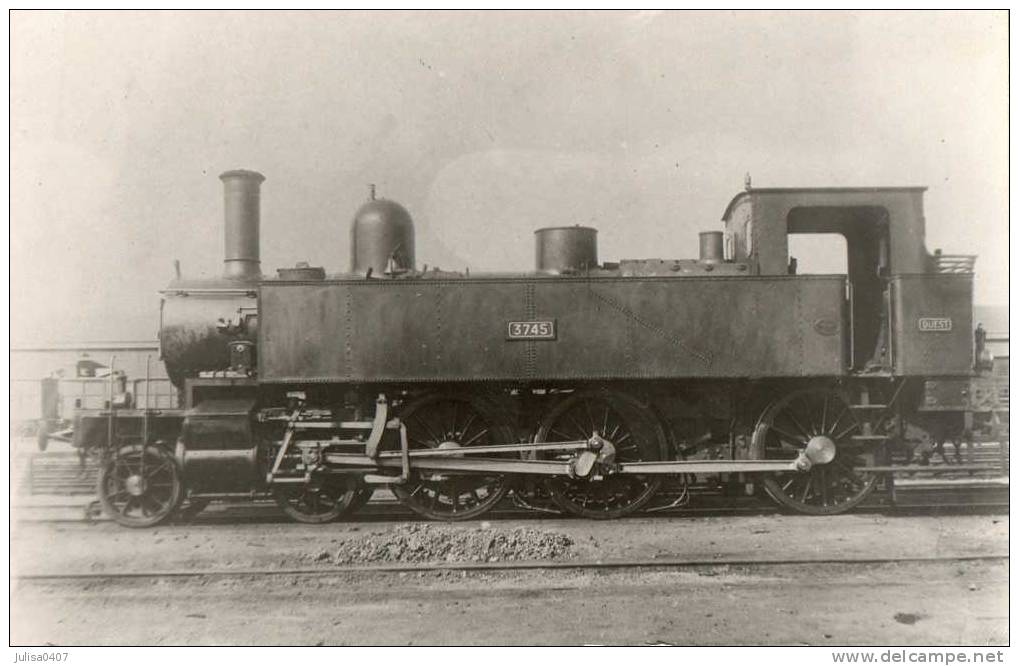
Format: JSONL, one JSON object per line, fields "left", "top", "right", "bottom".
{"left": 315, "top": 523, "right": 575, "bottom": 565}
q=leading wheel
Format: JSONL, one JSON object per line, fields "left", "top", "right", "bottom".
{"left": 273, "top": 476, "right": 364, "bottom": 524}
{"left": 535, "top": 390, "right": 666, "bottom": 519}
{"left": 752, "top": 388, "right": 878, "bottom": 515}
{"left": 391, "top": 393, "right": 513, "bottom": 521}
{"left": 97, "top": 444, "right": 183, "bottom": 528}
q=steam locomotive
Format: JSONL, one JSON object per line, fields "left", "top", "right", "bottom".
{"left": 70, "top": 170, "right": 991, "bottom": 527}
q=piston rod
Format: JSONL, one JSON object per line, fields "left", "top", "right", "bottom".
{"left": 617, "top": 460, "right": 800, "bottom": 475}
{"left": 375, "top": 440, "right": 592, "bottom": 458}
{"left": 316, "top": 453, "right": 801, "bottom": 478}
{"left": 321, "top": 453, "right": 578, "bottom": 477}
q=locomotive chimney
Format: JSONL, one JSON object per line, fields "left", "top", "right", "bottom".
{"left": 220, "top": 169, "right": 265, "bottom": 280}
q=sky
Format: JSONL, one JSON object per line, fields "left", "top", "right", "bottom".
{"left": 10, "top": 10, "right": 1008, "bottom": 344}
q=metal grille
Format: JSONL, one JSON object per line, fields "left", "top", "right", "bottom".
{"left": 933, "top": 254, "right": 977, "bottom": 274}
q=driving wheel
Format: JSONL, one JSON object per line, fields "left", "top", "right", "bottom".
{"left": 752, "top": 388, "right": 879, "bottom": 515}
{"left": 535, "top": 390, "right": 666, "bottom": 519}
{"left": 391, "top": 393, "right": 514, "bottom": 521}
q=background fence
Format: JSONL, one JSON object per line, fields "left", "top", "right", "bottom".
{"left": 11, "top": 342, "right": 179, "bottom": 427}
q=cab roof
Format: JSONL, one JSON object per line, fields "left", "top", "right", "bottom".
{"left": 722, "top": 186, "right": 928, "bottom": 220}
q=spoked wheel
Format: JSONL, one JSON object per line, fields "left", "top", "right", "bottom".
{"left": 273, "top": 476, "right": 363, "bottom": 524}
{"left": 752, "top": 388, "right": 879, "bottom": 515}
{"left": 391, "top": 393, "right": 513, "bottom": 521}
{"left": 97, "top": 444, "right": 183, "bottom": 528}
{"left": 535, "top": 390, "right": 666, "bottom": 519}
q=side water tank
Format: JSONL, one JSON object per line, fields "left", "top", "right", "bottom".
{"left": 350, "top": 189, "right": 415, "bottom": 275}
{"left": 535, "top": 226, "right": 598, "bottom": 274}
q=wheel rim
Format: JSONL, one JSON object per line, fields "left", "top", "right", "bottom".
{"left": 753, "top": 389, "right": 878, "bottom": 515}
{"left": 98, "top": 445, "right": 182, "bottom": 528}
{"left": 537, "top": 391, "right": 664, "bottom": 519}
{"left": 392, "top": 394, "right": 511, "bottom": 521}
{"left": 273, "top": 477, "right": 359, "bottom": 524}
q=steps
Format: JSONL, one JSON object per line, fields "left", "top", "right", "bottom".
{"left": 14, "top": 450, "right": 98, "bottom": 496}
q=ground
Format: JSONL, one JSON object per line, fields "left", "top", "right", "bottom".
{"left": 10, "top": 510, "right": 1008, "bottom": 646}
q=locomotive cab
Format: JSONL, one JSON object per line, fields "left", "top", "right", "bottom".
{"left": 722, "top": 186, "right": 974, "bottom": 376}
{"left": 785, "top": 205, "right": 892, "bottom": 371}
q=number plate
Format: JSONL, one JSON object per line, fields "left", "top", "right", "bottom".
{"left": 506, "top": 320, "right": 557, "bottom": 341}
{"left": 918, "top": 317, "right": 953, "bottom": 332}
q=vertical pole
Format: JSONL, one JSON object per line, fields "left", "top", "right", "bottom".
{"left": 886, "top": 281, "right": 895, "bottom": 370}
{"left": 964, "top": 411, "right": 974, "bottom": 465}
{"left": 142, "top": 356, "right": 151, "bottom": 446}
{"left": 107, "top": 356, "right": 117, "bottom": 452}
{"left": 846, "top": 280, "right": 855, "bottom": 370}
{"left": 1000, "top": 422, "right": 1009, "bottom": 475}
{"left": 399, "top": 423, "right": 410, "bottom": 483}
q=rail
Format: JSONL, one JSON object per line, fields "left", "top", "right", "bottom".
{"left": 13, "top": 553, "right": 1009, "bottom": 581}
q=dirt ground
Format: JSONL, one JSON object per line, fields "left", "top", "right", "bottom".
{"left": 10, "top": 512, "right": 1009, "bottom": 646}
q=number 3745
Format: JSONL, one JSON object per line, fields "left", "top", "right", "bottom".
{"left": 506, "top": 320, "right": 556, "bottom": 340}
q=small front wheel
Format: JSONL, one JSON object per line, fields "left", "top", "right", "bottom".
{"left": 97, "top": 444, "right": 183, "bottom": 528}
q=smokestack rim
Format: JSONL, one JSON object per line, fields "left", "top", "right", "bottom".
{"left": 219, "top": 169, "right": 266, "bottom": 183}
{"left": 533, "top": 225, "right": 598, "bottom": 235}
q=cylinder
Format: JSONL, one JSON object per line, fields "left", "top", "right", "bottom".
{"left": 699, "top": 231, "right": 724, "bottom": 264}
{"left": 535, "top": 226, "right": 598, "bottom": 274}
{"left": 220, "top": 169, "right": 265, "bottom": 280}
{"left": 350, "top": 198, "right": 416, "bottom": 275}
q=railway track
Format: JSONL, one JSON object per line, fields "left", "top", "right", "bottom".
{"left": 14, "top": 552, "right": 1009, "bottom": 583}
{"left": 12, "top": 485, "right": 1008, "bottom": 527}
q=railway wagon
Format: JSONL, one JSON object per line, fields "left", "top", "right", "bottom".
{"left": 68, "top": 170, "right": 988, "bottom": 526}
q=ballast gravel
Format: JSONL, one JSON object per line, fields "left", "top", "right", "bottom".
{"left": 313, "top": 522, "right": 575, "bottom": 564}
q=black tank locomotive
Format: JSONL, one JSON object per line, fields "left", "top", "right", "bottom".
{"left": 73, "top": 170, "right": 987, "bottom": 526}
